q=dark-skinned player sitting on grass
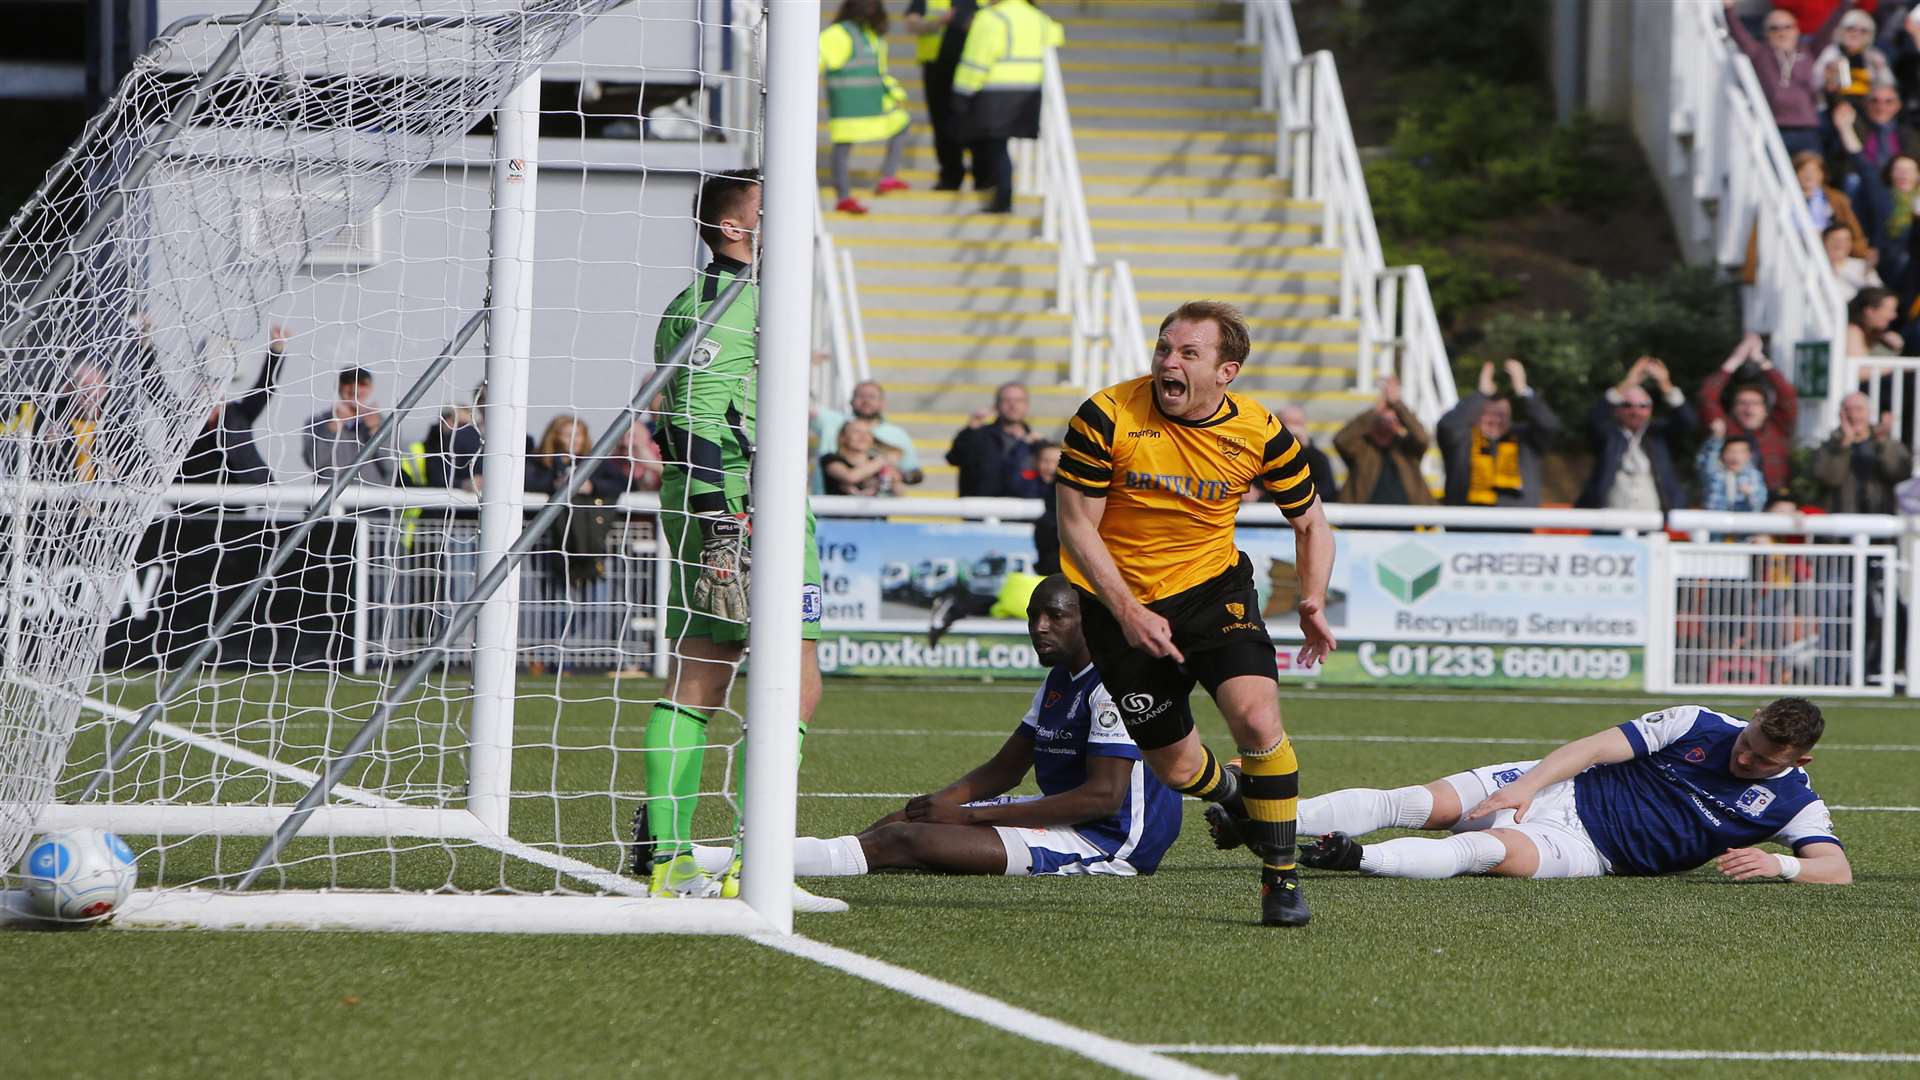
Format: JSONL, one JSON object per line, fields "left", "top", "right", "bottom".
{"left": 633, "top": 575, "right": 1182, "bottom": 878}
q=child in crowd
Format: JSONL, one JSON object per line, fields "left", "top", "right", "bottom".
{"left": 1698, "top": 419, "right": 1769, "bottom": 513}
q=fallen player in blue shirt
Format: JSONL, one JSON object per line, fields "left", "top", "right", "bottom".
{"left": 1210, "top": 698, "right": 1850, "bottom": 885}
{"left": 632, "top": 575, "right": 1182, "bottom": 881}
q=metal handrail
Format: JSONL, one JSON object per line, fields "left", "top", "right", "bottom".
{"left": 811, "top": 201, "right": 865, "bottom": 407}
{"left": 1243, "top": 2, "right": 1457, "bottom": 430}
{"left": 1025, "top": 46, "right": 1102, "bottom": 387}
{"left": 1672, "top": 3, "right": 1848, "bottom": 432}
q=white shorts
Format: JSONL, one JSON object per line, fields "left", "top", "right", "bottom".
{"left": 969, "top": 796, "right": 1139, "bottom": 877}
{"left": 1442, "top": 760, "right": 1613, "bottom": 880}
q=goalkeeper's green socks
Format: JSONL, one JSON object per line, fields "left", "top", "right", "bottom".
{"left": 643, "top": 701, "right": 712, "bottom": 863}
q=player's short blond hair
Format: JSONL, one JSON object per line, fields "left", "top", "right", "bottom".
{"left": 1158, "top": 300, "right": 1250, "bottom": 367}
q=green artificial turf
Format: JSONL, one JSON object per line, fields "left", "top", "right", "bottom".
{"left": 6, "top": 678, "right": 1917, "bottom": 1078}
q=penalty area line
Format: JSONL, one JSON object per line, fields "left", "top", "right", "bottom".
{"left": 1139, "top": 1043, "right": 1920, "bottom": 1065}
{"left": 755, "top": 934, "right": 1226, "bottom": 1080}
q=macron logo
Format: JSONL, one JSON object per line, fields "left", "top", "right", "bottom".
{"left": 1128, "top": 429, "right": 1162, "bottom": 439}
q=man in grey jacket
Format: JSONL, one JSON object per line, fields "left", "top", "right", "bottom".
{"left": 1437, "top": 359, "right": 1560, "bottom": 508}
{"left": 1813, "top": 391, "right": 1912, "bottom": 514}
{"left": 303, "top": 367, "right": 395, "bottom": 484}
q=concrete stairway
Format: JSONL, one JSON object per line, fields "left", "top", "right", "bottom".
{"left": 819, "top": 1, "right": 1368, "bottom": 498}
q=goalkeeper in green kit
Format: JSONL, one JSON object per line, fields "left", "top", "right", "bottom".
{"left": 638, "top": 169, "right": 843, "bottom": 913}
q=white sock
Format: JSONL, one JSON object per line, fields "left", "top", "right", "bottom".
{"left": 687, "top": 844, "right": 734, "bottom": 875}
{"left": 1298, "top": 785, "right": 1434, "bottom": 836}
{"left": 1357, "top": 832, "right": 1505, "bottom": 879}
{"left": 793, "top": 835, "right": 869, "bottom": 877}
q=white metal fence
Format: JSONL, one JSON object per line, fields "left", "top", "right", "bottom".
{"left": 1242, "top": 1, "right": 1457, "bottom": 433}
{"left": 128, "top": 487, "right": 1920, "bottom": 697}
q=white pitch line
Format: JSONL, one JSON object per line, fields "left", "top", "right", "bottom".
{"left": 1140, "top": 1043, "right": 1920, "bottom": 1065}
{"left": 757, "top": 933, "right": 1225, "bottom": 1080}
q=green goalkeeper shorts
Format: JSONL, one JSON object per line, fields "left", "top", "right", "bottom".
{"left": 659, "top": 492, "right": 822, "bottom": 645}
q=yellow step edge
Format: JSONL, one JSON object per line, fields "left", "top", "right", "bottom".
{"left": 1079, "top": 150, "right": 1273, "bottom": 165}
{"left": 1076, "top": 174, "right": 1286, "bottom": 188}
{"left": 1086, "top": 194, "right": 1318, "bottom": 209}
{"left": 824, "top": 211, "right": 1040, "bottom": 227}
{"left": 848, "top": 260, "right": 1336, "bottom": 281}
{"left": 880, "top": 381, "right": 1088, "bottom": 395}
{"left": 1088, "top": 217, "right": 1314, "bottom": 233}
{"left": 866, "top": 333, "right": 1074, "bottom": 347}
{"left": 867, "top": 357, "right": 1070, "bottom": 372}
{"left": 1052, "top": 16, "right": 1242, "bottom": 29}
{"left": 839, "top": 237, "right": 1333, "bottom": 256}
{"left": 908, "top": 422, "right": 1349, "bottom": 449}
{"left": 1077, "top": 128, "right": 1278, "bottom": 143}
{"left": 1057, "top": 39, "right": 1256, "bottom": 53}
{"left": 859, "top": 285, "right": 1345, "bottom": 309}
{"left": 865, "top": 308, "right": 1360, "bottom": 336}
{"left": 894, "top": 412, "right": 1075, "bottom": 426}
{"left": 874, "top": 363, "right": 1358, "bottom": 380}
{"left": 894, "top": 78, "right": 1250, "bottom": 98}
{"left": 1070, "top": 105, "right": 1268, "bottom": 120}
{"left": 1057, "top": 61, "right": 1260, "bottom": 75}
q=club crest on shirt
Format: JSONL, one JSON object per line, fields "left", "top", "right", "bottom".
{"left": 1044, "top": 690, "right": 1062, "bottom": 708}
{"left": 1735, "top": 785, "right": 1776, "bottom": 818}
{"left": 1226, "top": 602, "right": 1245, "bottom": 619}
{"left": 1217, "top": 434, "right": 1247, "bottom": 460}
{"left": 1685, "top": 746, "right": 1707, "bottom": 763}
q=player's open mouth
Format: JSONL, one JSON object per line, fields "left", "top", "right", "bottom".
{"left": 1158, "top": 376, "right": 1186, "bottom": 399}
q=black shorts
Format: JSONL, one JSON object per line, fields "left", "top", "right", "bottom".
{"left": 1075, "top": 553, "right": 1279, "bottom": 751}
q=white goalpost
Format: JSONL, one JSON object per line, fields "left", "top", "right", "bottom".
{"left": 2, "top": 0, "right": 819, "bottom": 934}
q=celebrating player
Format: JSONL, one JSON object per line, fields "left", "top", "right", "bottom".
{"left": 1254, "top": 698, "right": 1850, "bottom": 884}
{"left": 642, "top": 169, "right": 841, "bottom": 911}
{"left": 638, "top": 576, "right": 1182, "bottom": 879}
{"left": 1055, "top": 299, "right": 1336, "bottom": 926}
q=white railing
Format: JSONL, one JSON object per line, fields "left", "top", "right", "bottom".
{"left": 1670, "top": 2, "right": 1848, "bottom": 435}
{"left": 125, "top": 486, "right": 1920, "bottom": 696}
{"left": 1243, "top": 2, "right": 1457, "bottom": 432}
{"left": 811, "top": 201, "right": 870, "bottom": 408}
{"left": 1018, "top": 47, "right": 1103, "bottom": 387}
{"left": 1834, "top": 356, "right": 1920, "bottom": 476}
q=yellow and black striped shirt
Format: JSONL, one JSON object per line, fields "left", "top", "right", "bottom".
{"left": 1059, "top": 375, "right": 1316, "bottom": 603}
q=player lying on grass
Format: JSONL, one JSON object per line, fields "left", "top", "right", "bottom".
{"left": 1210, "top": 697, "right": 1850, "bottom": 884}
{"left": 633, "top": 575, "right": 1182, "bottom": 878}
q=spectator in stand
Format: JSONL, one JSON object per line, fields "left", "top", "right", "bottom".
{"left": 1817, "top": 9, "right": 1895, "bottom": 110}
{"left": 1699, "top": 331, "right": 1800, "bottom": 491}
{"left": 819, "top": 0, "right": 911, "bottom": 215}
{"left": 1777, "top": 0, "right": 1876, "bottom": 33}
{"left": 821, "top": 417, "right": 901, "bottom": 496}
{"left": 526, "top": 414, "right": 625, "bottom": 501}
{"left": 1847, "top": 285, "right": 1905, "bottom": 356}
{"left": 1880, "top": 153, "right": 1920, "bottom": 287}
{"left": 414, "top": 404, "right": 481, "bottom": 492}
{"left": 947, "top": 381, "right": 1037, "bottom": 496}
{"left": 814, "top": 380, "right": 923, "bottom": 492}
{"left": 179, "top": 324, "right": 286, "bottom": 484}
{"left": 1723, "top": 0, "right": 1853, "bottom": 156}
{"left": 1333, "top": 374, "right": 1433, "bottom": 506}
{"left": 1576, "top": 356, "right": 1699, "bottom": 513}
{"left": 1748, "top": 152, "right": 1872, "bottom": 280}
{"left": 303, "top": 367, "right": 395, "bottom": 485}
{"left": 1891, "top": 6, "right": 1920, "bottom": 114}
{"left": 1276, "top": 403, "right": 1337, "bottom": 505}
{"left": 1028, "top": 439, "right": 1061, "bottom": 574}
{"left": 1437, "top": 359, "right": 1560, "bottom": 508}
{"left": 1827, "top": 89, "right": 1913, "bottom": 240}
{"left": 903, "top": 0, "right": 981, "bottom": 192}
{"left": 1812, "top": 390, "right": 1913, "bottom": 511}
{"left": 1826, "top": 221, "right": 1885, "bottom": 295}
{"left": 610, "top": 419, "right": 663, "bottom": 493}
{"left": 950, "top": 0, "right": 1063, "bottom": 214}
{"left": 1698, "top": 419, "right": 1772, "bottom": 513}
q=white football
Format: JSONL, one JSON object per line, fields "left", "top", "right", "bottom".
{"left": 19, "top": 828, "right": 137, "bottom": 923}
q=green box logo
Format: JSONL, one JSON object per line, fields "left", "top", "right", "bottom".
{"left": 1376, "top": 541, "right": 1442, "bottom": 604}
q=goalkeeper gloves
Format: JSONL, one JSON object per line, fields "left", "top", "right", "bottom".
{"left": 691, "top": 512, "right": 751, "bottom": 623}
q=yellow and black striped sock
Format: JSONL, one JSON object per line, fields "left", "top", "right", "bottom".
{"left": 1240, "top": 736, "right": 1300, "bottom": 875}
{"left": 1172, "top": 745, "right": 1241, "bottom": 805}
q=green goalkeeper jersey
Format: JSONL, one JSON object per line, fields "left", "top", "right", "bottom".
{"left": 655, "top": 255, "right": 759, "bottom": 514}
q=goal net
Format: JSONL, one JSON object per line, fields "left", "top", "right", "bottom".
{"left": 2, "top": 0, "right": 818, "bottom": 933}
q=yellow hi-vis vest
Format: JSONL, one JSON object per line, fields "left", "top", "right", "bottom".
{"left": 915, "top": 0, "right": 953, "bottom": 63}
{"left": 952, "top": 0, "right": 1061, "bottom": 97}
{"left": 819, "top": 22, "right": 910, "bottom": 144}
